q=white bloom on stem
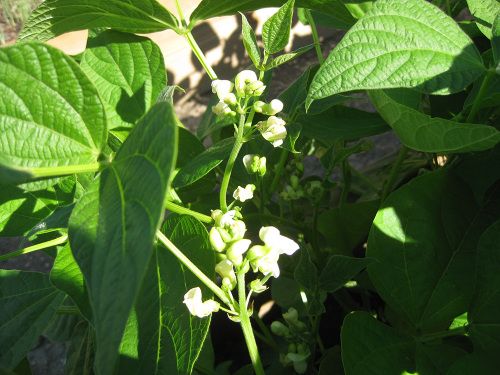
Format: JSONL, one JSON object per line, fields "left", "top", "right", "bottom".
{"left": 183, "top": 287, "right": 220, "bottom": 318}
{"left": 267, "top": 99, "right": 284, "bottom": 115}
{"left": 212, "top": 101, "right": 232, "bottom": 116}
{"left": 212, "top": 209, "right": 236, "bottom": 227}
{"left": 226, "top": 238, "right": 252, "bottom": 266}
{"left": 259, "top": 226, "right": 299, "bottom": 256}
{"left": 209, "top": 227, "right": 226, "bottom": 252}
{"left": 215, "top": 259, "right": 236, "bottom": 290}
{"left": 233, "top": 184, "right": 256, "bottom": 202}
{"left": 253, "top": 101, "right": 266, "bottom": 113}
{"left": 243, "top": 154, "right": 267, "bottom": 176}
{"left": 211, "top": 80, "right": 234, "bottom": 101}
{"left": 235, "top": 70, "right": 257, "bottom": 96}
{"left": 257, "top": 116, "right": 287, "bottom": 147}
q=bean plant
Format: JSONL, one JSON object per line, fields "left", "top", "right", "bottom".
{"left": 0, "top": 0, "right": 500, "bottom": 374}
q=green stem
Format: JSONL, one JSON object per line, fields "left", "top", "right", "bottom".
{"left": 254, "top": 314, "right": 279, "bottom": 351}
{"left": 304, "top": 9, "right": 324, "bottom": 64}
{"left": 270, "top": 148, "right": 289, "bottom": 194}
{"left": 220, "top": 114, "right": 246, "bottom": 211}
{"left": 0, "top": 234, "right": 68, "bottom": 262}
{"left": 156, "top": 231, "right": 232, "bottom": 307}
{"left": 185, "top": 31, "right": 218, "bottom": 80}
{"left": 30, "top": 163, "right": 102, "bottom": 179}
{"left": 339, "top": 158, "right": 351, "bottom": 207}
{"left": 237, "top": 271, "right": 265, "bottom": 375}
{"left": 164, "top": 201, "right": 213, "bottom": 224}
{"left": 380, "top": 146, "right": 409, "bottom": 203}
{"left": 57, "top": 306, "right": 81, "bottom": 315}
{"left": 174, "top": 0, "right": 188, "bottom": 28}
{"left": 466, "top": 70, "right": 495, "bottom": 123}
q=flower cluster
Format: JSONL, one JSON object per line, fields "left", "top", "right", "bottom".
{"left": 271, "top": 308, "right": 311, "bottom": 374}
{"left": 211, "top": 70, "right": 288, "bottom": 148}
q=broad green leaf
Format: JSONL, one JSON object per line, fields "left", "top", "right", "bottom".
{"left": 294, "top": 249, "right": 325, "bottom": 315}
{"left": 343, "top": 0, "right": 374, "bottom": 18}
{"left": 370, "top": 90, "right": 500, "bottom": 153}
{"left": 298, "top": 106, "right": 390, "bottom": 146}
{"left": 318, "top": 346, "right": 344, "bottom": 375}
{"left": 307, "top": 0, "right": 485, "bottom": 106}
{"left": 0, "top": 270, "right": 64, "bottom": 369}
{"left": 0, "top": 186, "right": 63, "bottom": 236}
{"left": 446, "top": 352, "right": 498, "bottom": 374}
{"left": 80, "top": 30, "right": 166, "bottom": 130}
{"left": 50, "top": 244, "right": 91, "bottom": 320}
{"left": 0, "top": 43, "right": 107, "bottom": 188}
{"left": 466, "top": 0, "right": 500, "bottom": 39}
{"left": 319, "top": 255, "right": 372, "bottom": 293}
{"left": 367, "top": 169, "right": 500, "bottom": 331}
{"left": 341, "top": 312, "right": 415, "bottom": 375}
{"left": 241, "top": 13, "right": 261, "bottom": 68}
{"left": 493, "top": 13, "right": 500, "bottom": 70}
{"left": 264, "top": 45, "right": 314, "bottom": 70}
{"left": 190, "top": 0, "right": 355, "bottom": 29}
{"left": 468, "top": 220, "right": 500, "bottom": 355}
{"left": 19, "top": 0, "right": 178, "bottom": 42}
{"left": 318, "top": 200, "right": 379, "bottom": 256}
{"left": 65, "top": 321, "right": 94, "bottom": 375}
{"left": 117, "top": 215, "right": 215, "bottom": 374}
{"left": 415, "top": 342, "right": 467, "bottom": 374}
{"left": 68, "top": 102, "right": 178, "bottom": 375}
{"left": 263, "top": 0, "right": 295, "bottom": 54}
{"left": 173, "top": 137, "right": 234, "bottom": 189}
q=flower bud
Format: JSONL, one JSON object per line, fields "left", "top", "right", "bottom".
{"left": 228, "top": 220, "right": 247, "bottom": 241}
{"left": 215, "top": 259, "right": 235, "bottom": 280}
{"left": 211, "top": 80, "right": 234, "bottom": 101}
{"left": 271, "top": 321, "right": 290, "bottom": 337}
{"left": 253, "top": 101, "right": 266, "bottom": 113}
{"left": 212, "top": 101, "right": 232, "bottom": 116}
{"left": 221, "top": 276, "right": 236, "bottom": 291}
{"left": 233, "top": 184, "right": 256, "bottom": 202}
{"left": 249, "top": 279, "right": 268, "bottom": 293}
{"left": 235, "top": 70, "right": 258, "bottom": 97}
{"left": 226, "top": 239, "right": 252, "bottom": 266}
{"left": 257, "top": 116, "right": 287, "bottom": 147}
{"left": 283, "top": 307, "right": 299, "bottom": 324}
{"left": 245, "top": 80, "right": 266, "bottom": 97}
{"left": 265, "top": 99, "right": 284, "bottom": 115}
{"left": 223, "top": 93, "right": 237, "bottom": 105}
{"left": 243, "top": 154, "right": 266, "bottom": 176}
{"left": 209, "top": 227, "right": 226, "bottom": 252}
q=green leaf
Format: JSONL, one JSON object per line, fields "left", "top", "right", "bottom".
{"left": 264, "top": 45, "right": 314, "bottom": 70}
{"left": 318, "top": 346, "right": 344, "bottom": 375}
{"left": 117, "top": 215, "right": 215, "bottom": 374}
{"left": 80, "top": 30, "right": 166, "bottom": 130}
{"left": 196, "top": 96, "right": 234, "bottom": 139}
{"left": 466, "top": 0, "right": 500, "bottom": 39}
{"left": 415, "top": 342, "right": 467, "bottom": 374}
{"left": 307, "top": 0, "right": 485, "bottom": 106}
{"left": 318, "top": 200, "right": 379, "bottom": 256}
{"left": 319, "top": 255, "right": 372, "bottom": 293}
{"left": 341, "top": 312, "right": 415, "bottom": 375}
{"left": 263, "top": 0, "right": 295, "bottom": 54}
{"left": 173, "top": 137, "right": 234, "bottom": 189}
{"left": 68, "top": 102, "right": 178, "bottom": 374}
{"left": 493, "top": 13, "right": 500, "bottom": 69}
{"left": 468, "top": 220, "right": 500, "bottom": 355}
{"left": 190, "top": 0, "right": 355, "bottom": 29}
{"left": 19, "top": 0, "right": 178, "bottom": 42}
{"left": 50, "top": 244, "right": 91, "bottom": 320}
{"left": 367, "top": 169, "right": 500, "bottom": 331}
{"left": 446, "top": 353, "right": 498, "bottom": 374}
{"left": 294, "top": 249, "right": 325, "bottom": 315}
{"left": 241, "top": 13, "right": 261, "bottom": 68}
{"left": 0, "top": 270, "right": 64, "bottom": 369}
{"left": 0, "top": 43, "right": 107, "bottom": 188}
{"left": 370, "top": 89, "right": 500, "bottom": 153}
{"left": 298, "top": 106, "right": 390, "bottom": 146}
{"left": 65, "top": 321, "right": 94, "bottom": 375}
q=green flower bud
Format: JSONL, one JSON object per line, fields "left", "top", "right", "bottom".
{"left": 271, "top": 321, "right": 290, "bottom": 337}
{"left": 226, "top": 239, "right": 252, "bottom": 266}
{"left": 249, "top": 279, "right": 268, "bottom": 293}
{"left": 209, "top": 227, "right": 226, "bottom": 252}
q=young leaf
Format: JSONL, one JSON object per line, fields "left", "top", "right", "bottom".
{"left": 319, "top": 255, "right": 373, "bottom": 293}
{"left": 173, "top": 137, "right": 234, "bottom": 189}
{"left": 117, "top": 215, "right": 215, "bottom": 374}
{"left": 307, "top": 0, "right": 485, "bottom": 107}
{"left": 466, "top": 0, "right": 500, "bottom": 39}
{"left": 19, "top": 0, "right": 179, "bottom": 42}
{"left": 370, "top": 90, "right": 500, "bottom": 153}
{"left": 367, "top": 169, "right": 500, "bottom": 331}
{"left": 0, "top": 270, "right": 65, "bottom": 369}
{"left": 298, "top": 106, "right": 390, "bottom": 146}
{"left": 468, "top": 220, "right": 500, "bottom": 355}
{"left": 264, "top": 45, "right": 314, "bottom": 70}
{"left": 68, "top": 102, "right": 178, "bottom": 375}
{"left": 341, "top": 312, "right": 414, "bottom": 375}
{"left": 0, "top": 43, "right": 107, "bottom": 188}
{"left": 262, "top": 0, "right": 295, "bottom": 54}
{"left": 241, "top": 13, "right": 261, "bottom": 68}
{"left": 80, "top": 30, "right": 166, "bottom": 130}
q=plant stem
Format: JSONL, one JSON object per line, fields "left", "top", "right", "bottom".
{"left": 254, "top": 314, "right": 279, "bottom": 351}
{"left": 164, "top": 201, "right": 213, "bottom": 224}
{"left": 185, "top": 31, "right": 218, "bottom": 80}
{"left": 304, "top": 9, "right": 324, "bottom": 64}
{"left": 380, "top": 146, "right": 409, "bottom": 203}
{"left": 466, "top": 69, "right": 495, "bottom": 123}
{"left": 339, "top": 158, "right": 351, "bottom": 207}
{"left": 156, "top": 230, "right": 232, "bottom": 307}
{"left": 220, "top": 114, "right": 246, "bottom": 211}
{"left": 237, "top": 271, "right": 265, "bottom": 375}
{"left": 270, "top": 148, "right": 289, "bottom": 194}
{"left": 30, "top": 163, "right": 102, "bottom": 179}
{"left": 57, "top": 305, "right": 81, "bottom": 315}
{"left": 0, "top": 234, "right": 68, "bottom": 262}
{"left": 173, "top": 0, "right": 187, "bottom": 28}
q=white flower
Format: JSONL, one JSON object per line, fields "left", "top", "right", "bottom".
{"left": 235, "top": 70, "right": 258, "bottom": 96}
{"left": 215, "top": 259, "right": 236, "bottom": 280}
{"left": 233, "top": 184, "right": 256, "bottom": 202}
{"left": 252, "top": 248, "right": 281, "bottom": 277}
{"left": 253, "top": 101, "right": 266, "bottom": 113}
{"left": 223, "top": 93, "right": 237, "bottom": 105}
{"left": 259, "top": 226, "right": 299, "bottom": 256}
{"left": 209, "top": 227, "right": 226, "bottom": 252}
{"left": 257, "top": 116, "right": 287, "bottom": 147}
{"left": 183, "top": 287, "right": 220, "bottom": 318}
{"left": 211, "top": 80, "right": 234, "bottom": 101}
{"left": 226, "top": 238, "right": 252, "bottom": 266}
{"left": 245, "top": 80, "right": 266, "bottom": 97}
{"left": 267, "top": 99, "right": 284, "bottom": 115}
{"left": 243, "top": 154, "right": 267, "bottom": 176}
{"left": 228, "top": 219, "right": 246, "bottom": 241}
{"left": 212, "top": 209, "right": 236, "bottom": 228}
{"left": 212, "top": 101, "right": 232, "bottom": 116}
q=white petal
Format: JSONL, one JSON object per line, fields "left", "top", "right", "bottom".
{"left": 277, "top": 235, "right": 300, "bottom": 255}
{"left": 259, "top": 226, "right": 281, "bottom": 244}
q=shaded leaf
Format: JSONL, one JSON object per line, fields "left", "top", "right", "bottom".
{"left": 319, "top": 255, "right": 372, "bottom": 293}
{"left": 466, "top": 0, "right": 500, "bottom": 39}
